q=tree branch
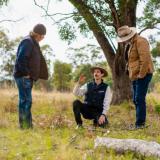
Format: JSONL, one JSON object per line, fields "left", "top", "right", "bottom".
{"left": 139, "top": 22, "right": 160, "bottom": 35}
{"left": 69, "top": 0, "right": 116, "bottom": 69}
{"left": 43, "top": 12, "right": 77, "bottom": 17}
{"left": 104, "top": 0, "right": 120, "bottom": 30}
{"left": 33, "top": 0, "right": 57, "bottom": 24}
{"left": 0, "top": 18, "right": 24, "bottom": 23}
{"left": 46, "top": 0, "right": 50, "bottom": 11}
{"left": 50, "top": 15, "right": 76, "bottom": 25}
{"left": 34, "top": 0, "right": 77, "bottom": 26}
{"left": 87, "top": 5, "right": 115, "bottom": 27}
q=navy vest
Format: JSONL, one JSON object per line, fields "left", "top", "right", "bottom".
{"left": 84, "top": 81, "right": 108, "bottom": 111}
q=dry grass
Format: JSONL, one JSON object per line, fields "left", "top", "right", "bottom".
{"left": 0, "top": 88, "right": 160, "bottom": 160}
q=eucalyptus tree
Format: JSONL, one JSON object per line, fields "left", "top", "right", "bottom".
{"left": 34, "top": 0, "right": 160, "bottom": 104}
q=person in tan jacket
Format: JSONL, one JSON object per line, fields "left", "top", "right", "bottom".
{"left": 117, "top": 25, "right": 154, "bottom": 129}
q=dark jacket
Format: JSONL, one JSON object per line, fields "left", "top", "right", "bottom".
{"left": 84, "top": 81, "right": 108, "bottom": 112}
{"left": 13, "top": 36, "right": 48, "bottom": 81}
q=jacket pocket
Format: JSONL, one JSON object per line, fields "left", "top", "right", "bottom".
{"left": 128, "top": 61, "right": 140, "bottom": 80}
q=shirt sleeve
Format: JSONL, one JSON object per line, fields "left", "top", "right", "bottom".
{"left": 73, "top": 83, "right": 87, "bottom": 97}
{"left": 102, "top": 86, "right": 112, "bottom": 115}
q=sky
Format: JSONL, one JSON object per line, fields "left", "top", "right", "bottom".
{"left": 0, "top": 0, "right": 160, "bottom": 63}
{"left": 0, "top": 0, "right": 98, "bottom": 63}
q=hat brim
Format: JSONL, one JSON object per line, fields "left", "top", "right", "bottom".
{"left": 91, "top": 67, "right": 108, "bottom": 77}
{"left": 117, "top": 27, "right": 137, "bottom": 43}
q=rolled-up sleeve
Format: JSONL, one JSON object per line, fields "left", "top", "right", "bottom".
{"left": 102, "top": 86, "right": 112, "bottom": 115}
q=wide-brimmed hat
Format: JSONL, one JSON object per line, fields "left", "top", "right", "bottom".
{"left": 117, "top": 25, "right": 137, "bottom": 43}
{"left": 91, "top": 66, "right": 108, "bottom": 77}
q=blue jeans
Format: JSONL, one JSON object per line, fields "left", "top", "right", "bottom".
{"left": 15, "top": 77, "right": 33, "bottom": 129}
{"left": 132, "top": 74, "right": 152, "bottom": 126}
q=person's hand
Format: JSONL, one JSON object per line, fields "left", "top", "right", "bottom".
{"left": 98, "top": 114, "right": 106, "bottom": 125}
{"left": 78, "top": 74, "right": 86, "bottom": 84}
{"left": 137, "top": 74, "right": 143, "bottom": 79}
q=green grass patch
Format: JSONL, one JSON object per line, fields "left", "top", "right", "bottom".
{"left": 0, "top": 89, "right": 160, "bottom": 160}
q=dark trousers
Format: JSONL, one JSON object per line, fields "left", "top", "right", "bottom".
{"left": 132, "top": 74, "right": 152, "bottom": 126}
{"left": 15, "top": 77, "right": 33, "bottom": 129}
{"left": 73, "top": 100, "right": 108, "bottom": 127}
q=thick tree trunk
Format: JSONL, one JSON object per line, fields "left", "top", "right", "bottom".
{"left": 119, "top": 0, "right": 138, "bottom": 27}
{"left": 69, "top": 0, "right": 135, "bottom": 104}
{"left": 112, "top": 72, "right": 132, "bottom": 104}
{"left": 111, "top": 45, "right": 132, "bottom": 104}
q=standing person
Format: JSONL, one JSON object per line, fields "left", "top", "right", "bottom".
{"left": 73, "top": 66, "right": 112, "bottom": 129}
{"left": 13, "top": 24, "right": 48, "bottom": 129}
{"left": 117, "top": 25, "right": 154, "bottom": 129}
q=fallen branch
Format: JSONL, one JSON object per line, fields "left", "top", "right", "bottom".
{"left": 94, "top": 137, "right": 160, "bottom": 158}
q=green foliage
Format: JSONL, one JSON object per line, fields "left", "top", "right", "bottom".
{"left": 50, "top": 0, "right": 160, "bottom": 44}
{"left": 150, "top": 71, "right": 160, "bottom": 91}
{"left": 73, "top": 63, "right": 92, "bottom": 82}
{"left": 53, "top": 60, "right": 72, "bottom": 91}
{"left": 137, "top": 0, "right": 160, "bottom": 29}
{"left": 58, "top": 0, "right": 159, "bottom": 43}
{"left": 151, "top": 42, "right": 160, "bottom": 57}
{"left": 67, "top": 44, "right": 112, "bottom": 84}
{"left": 66, "top": 44, "right": 105, "bottom": 67}
{"left": 58, "top": 22, "right": 76, "bottom": 44}
{"left": 0, "top": 29, "right": 21, "bottom": 81}
{"left": 0, "top": 0, "right": 8, "bottom": 7}
{"left": 72, "top": 12, "right": 90, "bottom": 37}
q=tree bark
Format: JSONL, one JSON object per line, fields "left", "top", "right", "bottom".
{"left": 112, "top": 72, "right": 132, "bottom": 104}
{"left": 119, "top": 0, "right": 138, "bottom": 27}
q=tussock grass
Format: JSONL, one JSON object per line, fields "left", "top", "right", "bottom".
{"left": 0, "top": 88, "right": 160, "bottom": 160}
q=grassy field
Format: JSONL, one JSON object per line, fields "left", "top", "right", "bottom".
{"left": 0, "top": 88, "right": 160, "bottom": 160}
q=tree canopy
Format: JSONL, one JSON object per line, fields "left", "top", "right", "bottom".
{"left": 34, "top": 0, "right": 160, "bottom": 103}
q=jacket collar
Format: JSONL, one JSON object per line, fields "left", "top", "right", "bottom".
{"left": 131, "top": 34, "right": 138, "bottom": 44}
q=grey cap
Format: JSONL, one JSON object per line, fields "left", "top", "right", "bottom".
{"left": 33, "top": 24, "right": 46, "bottom": 35}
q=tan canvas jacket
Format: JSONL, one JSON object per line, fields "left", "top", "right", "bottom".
{"left": 128, "top": 34, "right": 154, "bottom": 81}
